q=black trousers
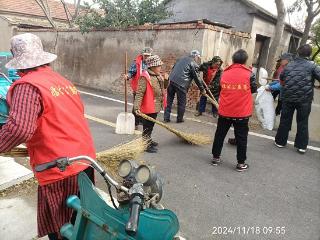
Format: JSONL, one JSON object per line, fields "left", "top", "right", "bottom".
{"left": 212, "top": 117, "right": 249, "bottom": 164}
{"left": 164, "top": 84, "right": 187, "bottom": 121}
{"left": 132, "top": 92, "right": 142, "bottom": 126}
{"left": 275, "top": 101, "right": 312, "bottom": 150}
{"left": 142, "top": 113, "right": 158, "bottom": 141}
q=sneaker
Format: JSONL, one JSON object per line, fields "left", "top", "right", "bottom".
{"left": 211, "top": 156, "right": 222, "bottom": 166}
{"left": 150, "top": 140, "right": 159, "bottom": 147}
{"left": 228, "top": 138, "right": 237, "bottom": 146}
{"left": 236, "top": 163, "right": 249, "bottom": 172}
{"left": 176, "top": 119, "right": 185, "bottom": 123}
{"left": 164, "top": 119, "right": 171, "bottom": 123}
{"left": 274, "top": 142, "right": 285, "bottom": 148}
{"left": 194, "top": 112, "right": 202, "bottom": 117}
{"left": 296, "top": 148, "right": 306, "bottom": 154}
{"left": 145, "top": 145, "right": 158, "bottom": 153}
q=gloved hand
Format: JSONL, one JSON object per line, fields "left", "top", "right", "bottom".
{"left": 201, "top": 90, "right": 207, "bottom": 95}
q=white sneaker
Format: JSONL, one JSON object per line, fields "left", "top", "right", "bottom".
{"left": 274, "top": 142, "right": 285, "bottom": 148}
{"left": 296, "top": 148, "right": 306, "bottom": 154}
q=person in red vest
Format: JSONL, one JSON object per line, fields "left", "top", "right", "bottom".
{"left": 127, "top": 47, "right": 153, "bottom": 129}
{"left": 211, "top": 49, "right": 257, "bottom": 172}
{"left": 134, "top": 55, "right": 169, "bottom": 153}
{"left": 0, "top": 33, "right": 96, "bottom": 240}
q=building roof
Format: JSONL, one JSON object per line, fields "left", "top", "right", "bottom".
{"left": 239, "top": 0, "right": 303, "bottom": 37}
{"left": 158, "top": 19, "right": 233, "bottom": 29}
{"left": 0, "top": 15, "right": 71, "bottom": 29}
{"left": 0, "top": 0, "right": 75, "bottom": 21}
{"left": 165, "top": 0, "right": 303, "bottom": 37}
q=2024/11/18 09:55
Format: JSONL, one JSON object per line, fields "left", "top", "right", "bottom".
{"left": 212, "top": 226, "right": 286, "bottom": 235}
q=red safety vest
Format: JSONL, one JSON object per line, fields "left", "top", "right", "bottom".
{"left": 218, "top": 64, "right": 253, "bottom": 118}
{"left": 131, "top": 55, "right": 143, "bottom": 92}
{"left": 140, "top": 71, "right": 167, "bottom": 114}
{"left": 7, "top": 66, "right": 96, "bottom": 186}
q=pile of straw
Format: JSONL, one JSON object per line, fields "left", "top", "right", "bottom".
{"left": 138, "top": 113, "right": 212, "bottom": 145}
{"left": 96, "top": 138, "right": 147, "bottom": 177}
{"left": 0, "top": 146, "right": 29, "bottom": 158}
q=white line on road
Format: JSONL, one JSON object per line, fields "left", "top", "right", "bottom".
{"left": 80, "top": 90, "right": 320, "bottom": 152}
{"left": 85, "top": 114, "right": 141, "bottom": 135}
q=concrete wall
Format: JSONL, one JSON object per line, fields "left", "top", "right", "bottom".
{"left": 15, "top": 25, "right": 251, "bottom": 109}
{"left": 251, "top": 16, "right": 293, "bottom": 69}
{"left": 0, "top": 18, "right": 13, "bottom": 51}
{"left": 164, "top": 0, "right": 254, "bottom": 32}
{"left": 202, "top": 29, "right": 252, "bottom": 66}
{"left": 16, "top": 28, "right": 205, "bottom": 93}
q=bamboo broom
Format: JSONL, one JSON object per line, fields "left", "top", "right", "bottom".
{"left": 96, "top": 138, "right": 147, "bottom": 177}
{"left": 202, "top": 81, "right": 219, "bottom": 109}
{"left": 0, "top": 146, "right": 29, "bottom": 157}
{"left": 137, "top": 113, "right": 211, "bottom": 145}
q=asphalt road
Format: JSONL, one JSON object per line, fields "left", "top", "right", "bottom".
{"left": 0, "top": 87, "right": 319, "bottom": 240}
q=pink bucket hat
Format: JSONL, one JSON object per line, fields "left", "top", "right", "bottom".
{"left": 5, "top": 33, "right": 57, "bottom": 70}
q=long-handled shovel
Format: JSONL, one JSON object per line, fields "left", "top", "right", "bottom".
{"left": 115, "top": 52, "right": 135, "bottom": 134}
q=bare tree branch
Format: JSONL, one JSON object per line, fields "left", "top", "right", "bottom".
{"left": 60, "top": 0, "right": 73, "bottom": 27}
{"left": 74, "top": 0, "right": 81, "bottom": 20}
{"left": 34, "top": 0, "right": 56, "bottom": 29}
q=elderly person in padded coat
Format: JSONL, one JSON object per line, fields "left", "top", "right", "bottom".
{"left": 275, "top": 44, "right": 320, "bottom": 154}
{"left": 134, "top": 55, "right": 169, "bottom": 153}
{"left": 164, "top": 50, "right": 206, "bottom": 123}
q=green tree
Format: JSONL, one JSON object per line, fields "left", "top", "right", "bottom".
{"left": 311, "top": 18, "right": 320, "bottom": 63}
{"left": 137, "top": 0, "right": 170, "bottom": 25}
{"left": 76, "top": 0, "right": 172, "bottom": 33}
{"left": 288, "top": 0, "right": 320, "bottom": 46}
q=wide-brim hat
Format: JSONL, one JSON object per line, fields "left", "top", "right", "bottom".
{"left": 146, "top": 55, "right": 163, "bottom": 68}
{"left": 5, "top": 33, "right": 57, "bottom": 70}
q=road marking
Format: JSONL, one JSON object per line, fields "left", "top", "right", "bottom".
{"left": 84, "top": 114, "right": 141, "bottom": 135}
{"left": 80, "top": 90, "right": 320, "bottom": 152}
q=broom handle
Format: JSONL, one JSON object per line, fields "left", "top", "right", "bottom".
{"left": 202, "top": 81, "right": 219, "bottom": 109}
{"left": 137, "top": 112, "right": 180, "bottom": 135}
{"left": 125, "top": 52, "right": 128, "bottom": 113}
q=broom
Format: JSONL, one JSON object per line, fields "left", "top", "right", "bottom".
{"left": 137, "top": 113, "right": 211, "bottom": 145}
{"left": 202, "top": 81, "right": 219, "bottom": 109}
{"left": 0, "top": 146, "right": 29, "bottom": 157}
{"left": 96, "top": 138, "right": 147, "bottom": 177}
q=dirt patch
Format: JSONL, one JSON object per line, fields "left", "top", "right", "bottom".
{"left": 0, "top": 177, "right": 38, "bottom": 198}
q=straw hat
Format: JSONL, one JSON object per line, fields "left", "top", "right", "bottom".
{"left": 5, "top": 33, "right": 57, "bottom": 70}
{"left": 145, "top": 55, "right": 163, "bottom": 68}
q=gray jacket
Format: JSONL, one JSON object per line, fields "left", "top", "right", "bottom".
{"left": 280, "top": 57, "right": 320, "bottom": 103}
{"left": 169, "top": 56, "right": 204, "bottom": 93}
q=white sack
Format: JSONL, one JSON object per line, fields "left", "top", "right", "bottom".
{"left": 255, "top": 86, "right": 275, "bottom": 130}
